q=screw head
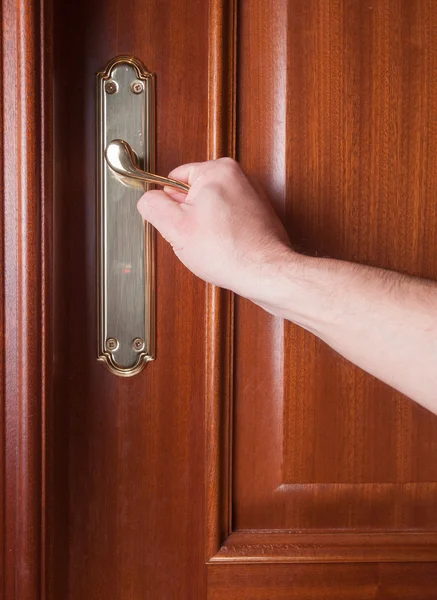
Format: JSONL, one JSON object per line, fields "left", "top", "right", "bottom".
{"left": 133, "top": 337, "right": 145, "bottom": 351}
{"left": 105, "top": 80, "right": 118, "bottom": 95}
{"left": 106, "top": 337, "right": 119, "bottom": 351}
{"left": 131, "top": 80, "right": 144, "bottom": 94}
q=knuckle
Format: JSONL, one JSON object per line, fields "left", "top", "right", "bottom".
{"left": 216, "top": 157, "right": 242, "bottom": 177}
{"left": 218, "top": 156, "right": 238, "bottom": 168}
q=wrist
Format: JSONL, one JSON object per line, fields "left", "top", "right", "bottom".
{"left": 247, "top": 247, "right": 336, "bottom": 336}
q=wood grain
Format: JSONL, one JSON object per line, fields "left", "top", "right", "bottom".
{"left": 0, "top": 5, "right": 4, "bottom": 593}
{"left": 208, "top": 563, "right": 437, "bottom": 600}
{"left": 282, "top": 0, "right": 437, "bottom": 483}
{"left": 40, "top": 0, "right": 55, "bottom": 596}
{"left": 1, "top": 0, "right": 47, "bottom": 598}
{"left": 3, "top": 0, "right": 436, "bottom": 597}
{"left": 0, "top": 5, "right": 4, "bottom": 594}
{"left": 51, "top": 0, "right": 211, "bottom": 598}
{"left": 205, "top": 0, "right": 237, "bottom": 560}
{"left": 234, "top": 0, "right": 437, "bottom": 538}
{"left": 234, "top": 0, "right": 289, "bottom": 530}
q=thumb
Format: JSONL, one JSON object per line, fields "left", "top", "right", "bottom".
{"left": 137, "top": 190, "right": 182, "bottom": 245}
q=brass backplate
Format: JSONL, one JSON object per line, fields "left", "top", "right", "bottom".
{"left": 96, "top": 56, "right": 155, "bottom": 376}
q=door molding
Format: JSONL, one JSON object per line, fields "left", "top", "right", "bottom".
{"left": 205, "top": 0, "right": 237, "bottom": 561}
{"left": 1, "top": 0, "right": 53, "bottom": 597}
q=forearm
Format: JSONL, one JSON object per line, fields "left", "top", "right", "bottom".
{"left": 257, "top": 250, "right": 437, "bottom": 411}
{"left": 137, "top": 158, "right": 437, "bottom": 410}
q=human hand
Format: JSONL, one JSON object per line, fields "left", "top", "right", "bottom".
{"left": 137, "top": 158, "right": 293, "bottom": 303}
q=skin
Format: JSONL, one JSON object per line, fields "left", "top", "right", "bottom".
{"left": 137, "top": 158, "right": 437, "bottom": 414}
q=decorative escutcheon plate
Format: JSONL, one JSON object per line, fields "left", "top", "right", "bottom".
{"left": 96, "top": 56, "right": 155, "bottom": 376}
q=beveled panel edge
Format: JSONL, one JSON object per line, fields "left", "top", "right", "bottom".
{"left": 208, "top": 531, "right": 437, "bottom": 564}
{"left": 96, "top": 56, "right": 156, "bottom": 377}
{"left": 205, "top": 0, "right": 237, "bottom": 560}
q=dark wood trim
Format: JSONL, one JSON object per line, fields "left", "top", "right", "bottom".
{"left": 207, "top": 0, "right": 237, "bottom": 159}
{"left": 205, "top": 0, "right": 237, "bottom": 561}
{"left": 40, "top": 0, "right": 53, "bottom": 597}
{"left": 0, "top": 0, "right": 5, "bottom": 593}
{"left": 1, "top": 0, "right": 51, "bottom": 597}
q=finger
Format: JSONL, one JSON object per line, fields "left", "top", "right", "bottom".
{"left": 168, "top": 162, "right": 206, "bottom": 186}
{"left": 137, "top": 190, "right": 182, "bottom": 244}
{"left": 162, "top": 186, "right": 189, "bottom": 204}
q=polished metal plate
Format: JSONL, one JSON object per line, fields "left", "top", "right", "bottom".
{"left": 96, "top": 56, "right": 155, "bottom": 376}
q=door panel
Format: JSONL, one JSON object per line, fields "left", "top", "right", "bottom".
{"left": 234, "top": 0, "right": 437, "bottom": 542}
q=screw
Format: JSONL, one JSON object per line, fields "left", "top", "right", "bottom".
{"left": 105, "top": 80, "right": 118, "bottom": 94}
{"left": 106, "top": 337, "right": 118, "bottom": 351}
{"left": 131, "top": 80, "right": 144, "bottom": 94}
{"left": 132, "top": 337, "right": 145, "bottom": 351}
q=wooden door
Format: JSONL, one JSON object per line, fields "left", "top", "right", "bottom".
{"left": 2, "top": 0, "right": 437, "bottom": 598}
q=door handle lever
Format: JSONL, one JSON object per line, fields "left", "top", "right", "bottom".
{"left": 105, "top": 139, "right": 190, "bottom": 194}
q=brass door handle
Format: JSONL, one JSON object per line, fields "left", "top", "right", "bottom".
{"left": 97, "top": 56, "right": 190, "bottom": 377}
{"left": 105, "top": 139, "right": 190, "bottom": 194}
